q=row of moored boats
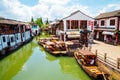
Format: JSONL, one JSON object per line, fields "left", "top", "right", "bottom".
{"left": 38, "top": 37, "right": 108, "bottom": 79}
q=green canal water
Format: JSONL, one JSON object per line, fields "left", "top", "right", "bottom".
{"left": 0, "top": 33, "right": 94, "bottom": 80}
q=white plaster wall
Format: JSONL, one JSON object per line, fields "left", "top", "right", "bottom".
{"left": 16, "top": 33, "right": 21, "bottom": 44}
{"left": 29, "top": 31, "right": 31, "bottom": 39}
{"left": 119, "top": 19, "right": 120, "bottom": 30}
{"left": 25, "top": 31, "right": 28, "bottom": 40}
{"left": 63, "top": 20, "right": 66, "bottom": 32}
{"left": 106, "top": 19, "right": 109, "bottom": 27}
{"left": 0, "top": 36, "right": 2, "bottom": 50}
{"left": 1, "top": 35, "right": 8, "bottom": 49}
{"left": 99, "top": 17, "right": 117, "bottom": 28}
{"left": 32, "top": 25, "right": 40, "bottom": 35}
{"left": 22, "top": 33, "right": 25, "bottom": 42}
{"left": 25, "top": 31, "right": 30, "bottom": 40}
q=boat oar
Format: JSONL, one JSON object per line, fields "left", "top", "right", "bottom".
{"left": 102, "top": 71, "right": 107, "bottom": 80}
{"left": 99, "top": 67, "right": 107, "bottom": 80}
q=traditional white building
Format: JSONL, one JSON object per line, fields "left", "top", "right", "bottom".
{"left": 0, "top": 17, "right": 32, "bottom": 54}
{"left": 57, "top": 10, "right": 94, "bottom": 41}
{"left": 31, "top": 24, "right": 40, "bottom": 36}
{"left": 94, "top": 10, "right": 120, "bottom": 45}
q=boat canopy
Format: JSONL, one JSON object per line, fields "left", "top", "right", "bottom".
{"left": 78, "top": 50, "right": 96, "bottom": 56}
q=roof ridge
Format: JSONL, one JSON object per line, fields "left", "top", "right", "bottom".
{"left": 95, "top": 9, "right": 120, "bottom": 19}
{"left": 62, "top": 10, "right": 93, "bottom": 20}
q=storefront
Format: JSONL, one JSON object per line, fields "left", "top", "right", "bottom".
{"left": 102, "top": 31, "right": 116, "bottom": 45}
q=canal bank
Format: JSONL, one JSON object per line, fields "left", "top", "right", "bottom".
{"left": 0, "top": 36, "right": 94, "bottom": 80}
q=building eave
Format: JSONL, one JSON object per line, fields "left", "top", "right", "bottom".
{"left": 62, "top": 10, "right": 94, "bottom": 20}
{"left": 95, "top": 9, "right": 120, "bottom": 19}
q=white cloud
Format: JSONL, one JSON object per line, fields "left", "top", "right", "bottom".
{"left": 32, "top": 4, "right": 49, "bottom": 18}
{"left": 2, "top": 0, "right": 119, "bottom": 22}
{"left": 39, "top": 0, "right": 70, "bottom": 6}
{"left": 1, "top": 0, "right": 93, "bottom": 22}
{"left": 98, "top": 4, "right": 120, "bottom": 14}
{"left": 2, "top": 0, "right": 33, "bottom": 21}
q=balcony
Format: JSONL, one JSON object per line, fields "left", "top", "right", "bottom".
{"left": 94, "top": 27, "right": 115, "bottom": 31}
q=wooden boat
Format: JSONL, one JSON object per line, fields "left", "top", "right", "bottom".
{"left": 38, "top": 38, "right": 67, "bottom": 55}
{"left": 74, "top": 50, "right": 107, "bottom": 79}
{"left": 65, "top": 41, "right": 83, "bottom": 56}
{"left": 38, "top": 37, "right": 59, "bottom": 46}
{"left": 38, "top": 38, "right": 48, "bottom": 47}
{"left": 44, "top": 41, "right": 67, "bottom": 55}
{"left": 45, "top": 45, "right": 67, "bottom": 55}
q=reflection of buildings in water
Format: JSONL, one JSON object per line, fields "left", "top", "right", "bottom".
{"left": 0, "top": 42, "right": 33, "bottom": 80}
{"left": 35, "top": 36, "right": 39, "bottom": 41}
{"left": 59, "top": 57, "right": 91, "bottom": 80}
{"left": 38, "top": 45, "right": 58, "bottom": 62}
{"left": 22, "top": 64, "right": 27, "bottom": 71}
{"left": 59, "top": 57, "right": 80, "bottom": 74}
{"left": 45, "top": 54, "right": 58, "bottom": 62}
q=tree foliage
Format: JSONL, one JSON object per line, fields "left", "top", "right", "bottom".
{"left": 34, "top": 17, "right": 43, "bottom": 27}
{"left": 31, "top": 16, "right": 34, "bottom": 24}
{"left": 34, "top": 17, "right": 50, "bottom": 29}
{"left": 45, "top": 18, "right": 49, "bottom": 25}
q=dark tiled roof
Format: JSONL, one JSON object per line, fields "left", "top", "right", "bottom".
{"left": 0, "top": 17, "right": 5, "bottom": 19}
{"left": 0, "top": 18, "right": 26, "bottom": 25}
{"left": 95, "top": 9, "right": 120, "bottom": 19}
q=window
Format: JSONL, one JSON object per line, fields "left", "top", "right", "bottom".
{"left": 59, "top": 21, "right": 63, "bottom": 30}
{"left": 67, "top": 20, "right": 70, "bottom": 29}
{"left": 2, "top": 37, "right": 6, "bottom": 42}
{"left": 80, "top": 20, "right": 87, "bottom": 29}
{"left": 23, "top": 33, "right": 24, "bottom": 37}
{"left": 101, "top": 20, "right": 105, "bottom": 26}
{"left": 33, "top": 25, "right": 37, "bottom": 28}
{"left": 94, "top": 21, "right": 97, "bottom": 26}
{"left": 75, "top": 20, "right": 79, "bottom": 29}
{"left": 11, "top": 37, "right": 14, "bottom": 42}
{"left": 110, "top": 19, "right": 115, "bottom": 26}
{"left": 71, "top": 20, "right": 78, "bottom": 29}
{"left": 16, "top": 35, "right": 18, "bottom": 40}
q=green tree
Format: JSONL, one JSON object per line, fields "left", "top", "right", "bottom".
{"left": 31, "top": 16, "right": 34, "bottom": 23}
{"left": 45, "top": 18, "right": 49, "bottom": 25}
{"left": 34, "top": 17, "right": 43, "bottom": 27}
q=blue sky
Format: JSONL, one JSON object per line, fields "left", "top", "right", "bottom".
{"left": 0, "top": 0, "right": 120, "bottom": 22}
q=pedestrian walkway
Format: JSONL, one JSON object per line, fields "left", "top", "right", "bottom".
{"left": 91, "top": 40, "right": 120, "bottom": 60}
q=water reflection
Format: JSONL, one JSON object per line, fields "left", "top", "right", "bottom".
{"left": 0, "top": 40, "right": 35, "bottom": 80}
{"left": 59, "top": 57, "right": 92, "bottom": 80}
{"left": 0, "top": 36, "right": 93, "bottom": 80}
{"left": 40, "top": 45, "right": 92, "bottom": 80}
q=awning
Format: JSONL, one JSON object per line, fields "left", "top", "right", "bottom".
{"left": 67, "top": 35, "right": 80, "bottom": 38}
{"left": 102, "top": 31, "right": 114, "bottom": 35}
{"left": 66, "top": 32, "right": 80, "bottom": 35}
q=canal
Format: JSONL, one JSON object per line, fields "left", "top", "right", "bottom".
{"left": 0, "top": 34, "right": 94, "bottom": 80}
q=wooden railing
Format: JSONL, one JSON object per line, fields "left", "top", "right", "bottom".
{"left": 89, "top": 49, "right": 120, "bottom": 72}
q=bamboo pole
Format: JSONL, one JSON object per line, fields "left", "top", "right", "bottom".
{"left": 116, "top": 58, "right": 120, "bottom": 69}
{"left": 84, "top": 45, "right": 85, "bottom": 50}
{"left": 104, "top": 53, "right": 107, "bottom": 62}
{"left": 89, "top": 46, "right": 91, "bottom": 51}
{"left": 95, "top": 49, "right": 98, "bottom": 56}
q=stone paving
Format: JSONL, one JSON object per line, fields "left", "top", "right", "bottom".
{"left": 91, "top": 40, "right": 120, "bottom": 60}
